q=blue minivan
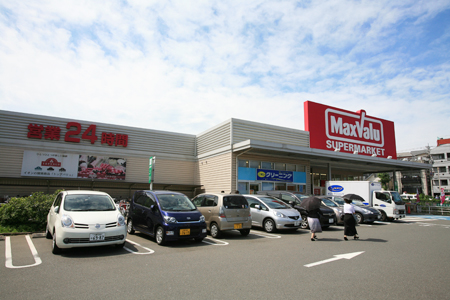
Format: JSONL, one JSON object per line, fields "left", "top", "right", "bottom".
{"left": 127, "top": 190, "right": 207, "bottom": 245}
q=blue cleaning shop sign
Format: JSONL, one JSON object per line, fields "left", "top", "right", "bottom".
{"left": 257, "top": 169, "right": 293, "bottom": 182}
{"left": 328, "top": 185, "right": 344, "bottom": 192}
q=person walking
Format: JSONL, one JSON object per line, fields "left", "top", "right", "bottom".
{"left": 299, "top": 196, "right": 323, "bottom": 241}
{"left": 307, "top": 206, "right": 322, "bottom": 241}
{"left": 343, "top": 197, "right": 359, "bottom": 240}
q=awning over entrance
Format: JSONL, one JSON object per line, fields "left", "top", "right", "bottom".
{"left": 232, "top": 139, "right": 430, "bottom": 173}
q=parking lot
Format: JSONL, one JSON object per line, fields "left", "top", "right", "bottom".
{"left": 1, "top": 216, "right": 450, "bottom": 300}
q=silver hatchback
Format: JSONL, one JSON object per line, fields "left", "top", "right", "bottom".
{"left": 244, "top": 194, "right": 301, "bottom": 233}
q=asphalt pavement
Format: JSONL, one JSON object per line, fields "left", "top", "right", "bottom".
{"left": 1, "top": 215, "right": 450, "bottom": 300}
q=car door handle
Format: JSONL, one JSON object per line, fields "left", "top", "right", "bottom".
{"left": 375, "top": 204, "right": 379, "bottom": 206}
{"left": 208, "top": 210, "right": 211, "bottom": 213}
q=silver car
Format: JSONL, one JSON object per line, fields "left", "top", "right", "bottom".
{"left": 318, "top": 196, "right": 344, "bottom": 225}
{"left": 244, "top": 195, "right": 301, "bottom": 233}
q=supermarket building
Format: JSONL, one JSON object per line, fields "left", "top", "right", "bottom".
{"left": 0, "top": 101, "right": 428, "bottom": 200}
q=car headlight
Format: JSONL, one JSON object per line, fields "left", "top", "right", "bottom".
{"left": 117, "top": 214, "right": 125, "bottom": 227}
{"left": 273, "top": 211, "right": 287, "bottom": 218}
{"left": 199, "top": 215, "right": 205, "bottom": 222}
{"left": 163, "top": 216, "right": 177, "bottom": 224}
{"left": 61, "top": 214, "right": 74, "bottom": 228}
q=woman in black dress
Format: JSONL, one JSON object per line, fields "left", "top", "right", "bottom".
{"left": 343, "top": 197, "right": 359, "bottom": 240}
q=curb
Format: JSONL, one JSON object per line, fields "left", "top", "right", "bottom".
{"left": 0, "top": 232, "right": 45, "bottom": 238}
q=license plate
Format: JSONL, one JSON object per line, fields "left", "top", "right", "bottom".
{"left": 89, "top": 233, "right": 105, "bottom": 241}
{"left": 329, "top": 218, "right": 333, "bottom": 223}
{"left": 294, "top": 221, "right": 300, "bottom": 226}
{"left": 180, "top": 229, "right": 190, "bottom": 236}
{"left": 234, "top": 223, "right": 243, "bottom": 229}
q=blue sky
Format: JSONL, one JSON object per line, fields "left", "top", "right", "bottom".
{"left": 0, "top": 0, "right": 449, "bottom": 151}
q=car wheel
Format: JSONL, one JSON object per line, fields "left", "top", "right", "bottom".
{"left": 263, "top": 219, "right": 276, "bottom": 233}
{"left": 45, "top": 224, "right": 52, "bottom": 239}
{"left": 210, "top": 223, "right": 221, "bottom": 238}
{"left": 300, "top": 215, "right": 309, "bottom": 229}
{"left": 155, "top": 226, "right": 166, "bottom": 245}
{"left": 355, "top": 213, "right": 363, "bottom": 224}
{"left": 194, "top": 237, "right": 204, "bottom": 243}
{"left": 127, "top": 218, "right": 135, "bottom": 234}
{"left": 380, "top": 210, "right": 388, "bottom": 222}
{"left": 239, "top": 229, "right": 250, "bottom": 236}
{"left": 52, "top": 230, "right": 61, "bottom": 255}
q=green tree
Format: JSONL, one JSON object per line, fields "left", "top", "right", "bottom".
{"left": 377, "top": 173, "right": 390, "bottom": 190}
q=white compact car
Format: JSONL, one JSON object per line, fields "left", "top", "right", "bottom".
{"left": 46, "top": 190, "right": 127, "bottom": 254}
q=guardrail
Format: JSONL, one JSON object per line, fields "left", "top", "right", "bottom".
{"left": 416, "top": 205, "right": 450, "bottom": 216}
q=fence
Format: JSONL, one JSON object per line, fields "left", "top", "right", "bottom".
{"left": 415, "top": 205, "right": 450, "bottom": 216}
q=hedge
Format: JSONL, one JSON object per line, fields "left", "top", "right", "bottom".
{"left": 0, "top": 190, "right": 61, "bottom": 233}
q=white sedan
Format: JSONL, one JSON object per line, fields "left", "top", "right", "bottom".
{"left": 46, "top": 190, "right": 127, "bottom": 254}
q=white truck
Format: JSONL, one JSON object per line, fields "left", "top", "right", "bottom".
{"left": 325, "top": 181, "right": 406, "bottom": 221}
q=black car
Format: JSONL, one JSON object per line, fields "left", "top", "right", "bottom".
{"left": 256, "top": 191, "right": 336, "bottom": 229}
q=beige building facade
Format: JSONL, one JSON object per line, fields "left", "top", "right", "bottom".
{"left": 0, "top": 109, "right": 427, "bottom": 201}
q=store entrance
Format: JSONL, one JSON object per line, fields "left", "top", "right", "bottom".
{"left": 250, "top": 183, "right": 259, "bottom": 194}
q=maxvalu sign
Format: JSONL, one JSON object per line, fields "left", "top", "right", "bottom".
{"left": 304, "top": 101, "right": 397, "bottom": 159}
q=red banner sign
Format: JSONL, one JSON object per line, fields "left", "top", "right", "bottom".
{"left": 304, "top": 101, "right": 397, "bottom": 159}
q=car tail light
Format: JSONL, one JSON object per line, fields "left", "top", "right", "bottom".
{"left": 219, "top": 207, "right": 226, "bottom": 218}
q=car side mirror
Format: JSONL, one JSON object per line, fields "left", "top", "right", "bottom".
{"left": 54, "top": 206, "right": 60, "bottom": 213}
{"left": 150, "top": 205, "right": 156, "bottom": 211}
{"left": 255, "top": 205, "right": 261, "bottom": 210}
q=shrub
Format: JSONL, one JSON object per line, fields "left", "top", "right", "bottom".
{"left": 0, "top": 190, "right": 61, "bottom": 232}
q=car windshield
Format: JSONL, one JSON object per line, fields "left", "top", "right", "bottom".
{"left": 333, "top": 197, "right": 345, "bottom": 206}
{"left": 322, "top": 199, "right": 338, "bottom": 207}
{"left": 390, "top": 192, "right": 404, "bottom": 205}
{"left": 259, "top": 197, "right": 290, "bottom": 209}
{"left": 158, "top": 194, "right": 196, "bottom": 211}
{"left": 64, "top": 195, "right": 116, "bottom": 211}
{"left": 223, "top": 195, "right": 248, "bottom": 209}
{"left": 352, "top": 200, "right": 367, "bottom": 206}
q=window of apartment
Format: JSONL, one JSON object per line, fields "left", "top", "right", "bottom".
{"left": 433, "top": 167, "right": 439, "bottom": 173}
{"left": 432, "top": 154, "right": 445, "bottom": 160}
{"left": 438, "top": 167, "right": 447, "bottom": 173}
{"left": 433, "top": 180, "right": 439, "bottom": 186}
{"left": 441, "top": 180, "right": 448, "bottom": 186}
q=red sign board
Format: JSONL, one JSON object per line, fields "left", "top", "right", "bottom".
{"left": 304, "top": 101, "right": 397, "bottom": 159}
{"left": 27, "top": 122, "right": 128, "bottom": 147}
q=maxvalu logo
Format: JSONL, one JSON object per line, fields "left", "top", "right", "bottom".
{"left": 325, "top": 108, "right": 386, "bottom": 156}
{"left": 328, "top": 185, "right": 344, "bottom": 192}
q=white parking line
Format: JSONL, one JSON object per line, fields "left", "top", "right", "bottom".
{"left": 5, "top": 235, "right": 42, "bottom": 269}
{"left": 123, "top": 239, "right": 155, "bottom": 254}
{"left": 250, "top": 232, "right": 282, "bottom": 238}
{"left": 202, "top": 237, "right": 229, "bottom": 246}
